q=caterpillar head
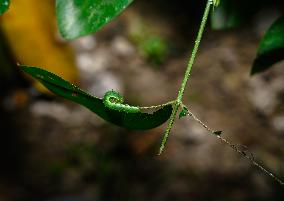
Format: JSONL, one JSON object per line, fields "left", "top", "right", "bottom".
{"left": 104, "top": 90, "right": 124, "bottom": 104}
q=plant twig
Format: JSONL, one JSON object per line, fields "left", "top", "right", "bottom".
{"left": 187, "top": 109, "right": 284, "bottom": 186}
{"left": 159, "top": 0, "right": 212, "bottom": 155}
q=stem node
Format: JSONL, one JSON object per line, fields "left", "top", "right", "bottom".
{"left": 159, "top": 0, "right": 212, "bottom": 154}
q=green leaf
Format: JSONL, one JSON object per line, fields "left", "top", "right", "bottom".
{"left": 21, "top": 66, "right": 173, "bottom": 130}
{"left": 251, "top": 16, "right": 284, "bottom": 75}
{"left": 56, "top": 0, "right": 134, "bottom": 40}
{"left": 210, "top": 0, "right": 244, "bottom": 30}
{"left": 0, "top": 0, "right": 9, "bottom": 15}
{"left": 210, "top": 0, "right": 262, "bottom": 30}
{"left": 178, "top": 106, "right": 189, "bottom": 119}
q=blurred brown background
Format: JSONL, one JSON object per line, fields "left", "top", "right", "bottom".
{"left": 0, "top": 0, "right": 284, "bottom": 201}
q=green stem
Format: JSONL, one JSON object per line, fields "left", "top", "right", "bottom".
{"left": 159, "top": 0, "right": 212, "bottom": 155}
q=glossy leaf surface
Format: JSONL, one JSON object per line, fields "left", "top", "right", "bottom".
{"left": 56, "top": 0, "right": 133, "bottom": 39}
{"left": 22, "top": 66, "right": 173, "bottom": 130}
{"left": 252, "top": 16, "right": 284, "bottom": 74}
{"left": 0, "top": 0, "right": 9, "bottom": 15}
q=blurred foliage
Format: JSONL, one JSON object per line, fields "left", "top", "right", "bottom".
{"left": 0, "top": 0, "right": 284, "bottom": 200}
{"left": 132, "top": 34, "right": 169, "bottom": 65}
{"left": 210, "top": 0, "right": 260, "bottom": 30}
{"left": 3, "top": 0, "right": 283, "bottom": 76}
{"left": 45, "top": 135, "right": 170, "bottom": 201}
{"left": 0, "top": 0, "right": 78, "bottom": 93}
{"left": 211, "top": 0, "right": 245, "bottom": 30}
{"left": 56, "top": 0, "right": 134, "bottom": 39}
{"left": 0, "top": 32, "right": 16, "bottom": 90}
{"left": 129, "top": 22, "right": 169, "bottom": 65}
{"left": 0, "top": 0, "right": 9, "bottom": 15}
{"left": 64, "top": 143, "right": 113, "bottom": 180}
{"left": 210, "top": 0, "right": 283, "bottom": 30}
{"left": 252, "top": 16, "right": 284, "bottom": 74}
{"left": 210, "top": 0, "right": 284, "bottom": 74}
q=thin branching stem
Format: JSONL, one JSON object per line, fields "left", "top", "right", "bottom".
{"left": 159, "top": 0, "right": 212, "bottom": 154}
{"left": 156, "top": 0, "right": 284, "bottom": 186}
{"left": 186, "top": 109, "right": 284, "bottom": 186}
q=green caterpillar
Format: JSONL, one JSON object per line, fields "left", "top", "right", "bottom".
{"left": 103, "top": 90, "right": 140, "bottom": 113}
{"left": 21, "top": 66, "right": 173, "bottom": 130}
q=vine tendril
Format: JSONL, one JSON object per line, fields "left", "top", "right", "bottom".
{"left": 185, "top": 108, "right": 284, "bottom": 186}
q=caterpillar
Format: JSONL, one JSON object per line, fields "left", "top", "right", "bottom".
{"left": 103, "top": 90, "right": 140, "bottom": 113}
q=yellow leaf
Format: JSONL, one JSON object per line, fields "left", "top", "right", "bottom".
{"left": 0, "top": 0, "right": 78, "bottom": 93}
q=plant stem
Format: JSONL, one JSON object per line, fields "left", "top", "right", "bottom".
{"left": 159, "top": 0, "right": 212, "bottom": 155}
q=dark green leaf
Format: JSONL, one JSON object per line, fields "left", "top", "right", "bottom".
{"left": 210, "top": 0, "right": 260, "bottom": 30}
{"left": 211, "top": 0, "right": 243, "bottom": 30}
{"left": 56, "top": 0, "right": 133, "bottom": 40}
{"left": 0, "top": 0, "right": 9, "bottom": 15}
{"left": 21, "top": 66, "right": 172, "bottom": 130}
{"left": 251, "top": 16, "right": 284, "bottom": 75}
{"left": 179, "top": 106, "right": 189, "bottom": 119}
